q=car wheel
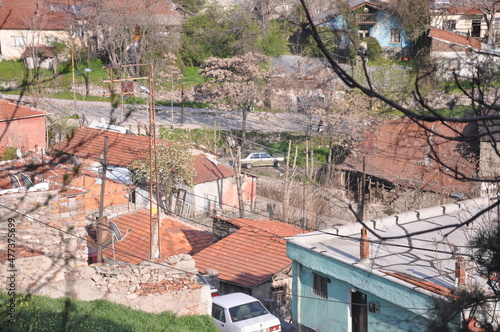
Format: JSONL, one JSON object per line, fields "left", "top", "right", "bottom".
{"left": 245, "top": 163, "right": 253, "bottom": 169}
{"left": 274, "top": 161, "right": 282, "bottom": 167}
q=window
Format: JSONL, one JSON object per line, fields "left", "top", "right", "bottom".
{"left": 390, "top": 29, "right": 400, "bottom": 43}
{"left": 313, "top": 272, "right": 330, "bottom": 299}
{"left": 212, "top": 304, "right": 226, "bottom": 323}
{"left": 472, "top": 19, "right": 481, "bottom": 37}
{"left": 229, "top": 301, "right": 269, "bottom": 322}
{"left": 11, "top": 36, "right": 25, "bottom": 47}
{"left": 443, "top": 19, "right": 457, "bottom": 31}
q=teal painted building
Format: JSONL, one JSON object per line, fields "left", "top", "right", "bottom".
{"left": 315, "top": 0, "right": 412, "bottom": 57}
{"left": 286, "top": 198, "right": 491, "bottom": 332}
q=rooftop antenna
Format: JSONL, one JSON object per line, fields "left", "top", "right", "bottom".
{"left": 108, "top": 221, "right": 131, "bottom": 265}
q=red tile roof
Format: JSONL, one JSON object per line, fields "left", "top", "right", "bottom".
{"left": 56, "top": 127, "right": 235, "bottom": 184}
{"left": 0, "top": 0, "right": 75, "bottom": 30}
{"left": 193, "top": 218, "right": 306, "bottom": 287}
{"left": 193, "top": 154, "right": 235, "bottom": 184}
{"left": 0, "top": 99, "right": 49, "bottom": 121}
{"left": 435, "top": 5, "right": 482, "bottom": 16}
{"left": 429, "top": 27, "right": 482, "bottom": 51}
{"left": 102, "top": 210, "right": 212, "bottom": 264}
{"left": 382, "top": 271, "right": 451, "bottom": 296}
{"left": 337, "top": 119, "right": 478, "bottom": 195}
{"left": 56, "top": 127, "right": 150, "bottom": 167}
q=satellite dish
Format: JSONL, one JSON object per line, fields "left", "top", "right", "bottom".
{"left": 20, "top": 173, "right": 34, "bottom": 187}
{"left": 109, "top": 222, "right": 123, "bottom": 241}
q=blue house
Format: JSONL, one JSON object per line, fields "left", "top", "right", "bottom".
{"left": 314, "top": 0, "right": 412, "bottom": 58}
{"left": 286, "top": 197, "right": 491, "bottom": 332}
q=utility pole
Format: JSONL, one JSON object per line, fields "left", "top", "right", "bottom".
{"left": 103, "top": 64, "right": 161, "bottom": 261}
{"left": 360, "top": 155, "right": 366, "bottom": 221}
{"left": 97, "top": 136, "right": 109, "bottom": 263}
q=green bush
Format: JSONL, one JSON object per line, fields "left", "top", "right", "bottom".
{"left": 0, "top": 146, "right": 17, "bottom": 161}
{"left": 363, "top": 36, "right": 382, "bottom": 61}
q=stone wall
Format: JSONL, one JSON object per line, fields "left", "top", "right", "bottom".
{"left": 1, "top": 254, "right": 210, "bottom": 315}
{"left": 0, "top": 191, "right": 210, "bottom": 316}
{"left": 0, "top": 190, "right": 88, "bottom": 266}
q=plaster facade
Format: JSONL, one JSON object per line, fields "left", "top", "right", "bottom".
{"left": 288, "top": 247, "right": 428, "bottom": 332}
{"left": 0, "top": 115, "right": 47, "bottom": 149}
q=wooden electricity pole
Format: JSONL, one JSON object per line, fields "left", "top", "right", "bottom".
{"left": 97, "top": 136, "right": 109, "bottom": 263}
{"left": 103, "top": 64, "right": 161, "bottom": 261}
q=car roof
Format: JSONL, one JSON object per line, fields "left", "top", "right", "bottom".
{"left": 245, "top": 151, "right": 268, "bottom": 154}
{"left": 212, "top": 292, "right": 259, "bottom": 308}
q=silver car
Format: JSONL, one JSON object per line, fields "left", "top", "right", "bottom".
{"left": 240, "top": 151, "right": 284, "bottom": 169}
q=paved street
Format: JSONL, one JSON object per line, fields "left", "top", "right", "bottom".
{"left": 4, "top": 94, "right": 315, "bottom": 134}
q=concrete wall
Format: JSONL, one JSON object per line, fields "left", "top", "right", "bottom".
{"left": 479, "top": 141, "right": 500, "bottom": 196}
{"left": 0, "top": 116, "right": 47, "bottom": 149}
{"left": 430, "top": 40, "right": 500, "bottom": 79}
{"left": 190, "top": 175, "right": 256, "bottom": 217}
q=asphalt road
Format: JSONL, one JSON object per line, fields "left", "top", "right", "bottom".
{"left": 4, "top": 94, "right": 316, "bottom": 134}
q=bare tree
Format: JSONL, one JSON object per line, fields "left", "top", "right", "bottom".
{"left": 298, "top": 0, "right": 500, "bottom": 329}
{"left": 83, "top": 0, "right": 180, "bottom": 70}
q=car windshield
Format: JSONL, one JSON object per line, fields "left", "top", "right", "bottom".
{"left": 229, "top": 301, "right": 269, "bottom": 322}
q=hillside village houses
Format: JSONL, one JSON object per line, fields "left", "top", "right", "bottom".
{"left": 2, "top": 0, "right": 500, "bottom": 331}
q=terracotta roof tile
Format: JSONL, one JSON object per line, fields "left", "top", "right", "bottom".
{"left": 337, "top": 119, "right": 478, "bottom": 195}
{"left": 0, "top": 0, "right": 75, "bottom": 30}
{"left": 193, "top": 154, "right": 235, "bottom": 184}
{"left": 102, "top": 210, "right": 212, "bottom": 264}
{"left": 0, "top": 99, "right": 49, "bottom": 121}
{"left": 193, "top": 218, "right": 306, "bottom": 287}
{"left": 429, "top": 27, "right": 482, "bottom": 51}
{"left": 55, "top": 127, "right": 150, "bottom": 167}
{"left": 56, "top": 127, "right": 235, "bottom": 184}
{"left": 382, "top": 271, "right": 452, "bottom": 296}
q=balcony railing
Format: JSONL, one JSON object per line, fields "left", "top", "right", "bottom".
{"left": 355, "top": 13, "right": 376, "bottom": 24}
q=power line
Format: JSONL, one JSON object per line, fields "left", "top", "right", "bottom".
{"left": 105, "top": 168, "right": 478, "bottom": 256}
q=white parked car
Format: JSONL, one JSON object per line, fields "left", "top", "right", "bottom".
{"left": 211, "top": 293, "right": 281, "bottom": 332}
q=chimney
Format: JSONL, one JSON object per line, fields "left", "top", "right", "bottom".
{"left": 455, "top": 256, "right": 467, "bottom": 286}
{"left": 360, "top": 227, "right": 369, "bottom": 262}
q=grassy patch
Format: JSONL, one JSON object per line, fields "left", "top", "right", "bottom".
{"left": 0, "top": 293, "right": 218, "bottom": 332}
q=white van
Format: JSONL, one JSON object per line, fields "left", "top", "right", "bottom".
{"left": 211, "top": 293, "right": 281, "bottom": 332}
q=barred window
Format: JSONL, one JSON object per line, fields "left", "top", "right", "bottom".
{"left": 313, "top": 273, "right": 330, "bottom": 299}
